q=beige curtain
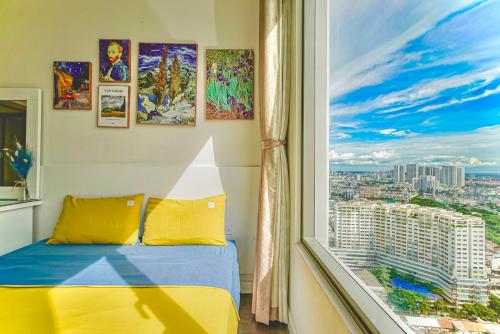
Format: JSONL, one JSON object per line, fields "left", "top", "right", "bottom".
{"left": 252, "top": 0, "right": 291, "bottom": 325}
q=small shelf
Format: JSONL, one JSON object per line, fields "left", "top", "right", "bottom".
{"left": 0, "top": 199, "right": 42, "bottom": 213}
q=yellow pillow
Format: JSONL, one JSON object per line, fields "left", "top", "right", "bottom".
{"left": 142, "top": 194, "right": 227, "bottom": 246}
{"left": 48, "top": 194, "right": 144, "bottom": 245}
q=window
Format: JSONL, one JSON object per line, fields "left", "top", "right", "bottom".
{"left": 302, "top": 1, "right": 500, "bottom": 333}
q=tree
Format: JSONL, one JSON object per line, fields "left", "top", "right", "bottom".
{"left": 459, "top": 304, "right": 479, "bottom": 321}
{"left": 388, "top": 288, "right": 422, "bottom": 315}
{"left": 459, "top": 303, "right": 497, "bottom": 322}
{"left": 389, "top": 288, "right": 409, "bottom": 312}
{"left": 379, "top": 265, "right": 391, "bottom": 287}
{"left": 489, "top": 295, "right": 500, "bottom": 317}
{"left": 168, "top": 55, "right": 182, "bottom": 105}
{"left": 370, "top": 265, "right": 392, "bottom": 287}
{"left": 434, "top": 299, "right": 449, "bottom": 315}
{"left": 153, "top": 46, "right": 168, "bottom": 114}
{"left": 419, "top": 298, "right": 432, "bottom": 315}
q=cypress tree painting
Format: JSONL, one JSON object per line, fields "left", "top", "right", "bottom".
{"left": 137, "top": 43, "right": 197, "bottom": 125}
{"left": 153, "top": 45, "right": 168, "bottom": 114}
{"left": 169, "top": 56, "right": 182, "bottom": 107}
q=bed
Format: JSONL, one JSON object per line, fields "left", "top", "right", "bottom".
{"left": 0, "top": 239, "right": 240, "bottom": 333}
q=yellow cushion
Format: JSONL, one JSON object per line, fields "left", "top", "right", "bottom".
{"left": 142, "top": 194, "right": 227, "bottom": 246}
{"left": 48, "top": 194, "right": 144, "bottom": 245}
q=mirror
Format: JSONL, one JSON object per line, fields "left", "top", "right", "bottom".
{"left": 0, "top": 100, "right": 27, "bottom": 187}
{"left": 0, "top": 89, "right": 41, "bottom": 205}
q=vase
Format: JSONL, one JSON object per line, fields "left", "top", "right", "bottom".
{"left": 17, "top": 183, "right": 30, "bottom": 202}
{"left": 23, "top": 186, "right": 30, "bottom": 201}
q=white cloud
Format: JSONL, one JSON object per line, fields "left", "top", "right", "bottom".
{"left": 379, "top": 128, "right": 396, "bottom": 135}
{"left": 329, "top": 149, "right": 355, "bottom": 161}
{"left": 384, "top": 112, "right": 412, "bottom": 119}
{"left": 468, "top": 157, "right": 496, "bottom": 166}
{"left": 418, "top": 85, "right": 500, "bottom": 112}
{"left": 332, "top": 132, "right": 352, "bottom": 139}
{"left": 332, "top": 66, "right": 500, "bottom": 117}
{"left": 330, "top": 126, "right": 500, "bottom": 170}
{"left": 372, "top": 150, "right": 396, "bottom": 159}
{"left": 329, "top": 148, "right": 396, "bottom": 165}
{"left": 420, "top": 116, "right": 440, "bottom": 127}
{"left": 421, "top": 155, "right": 497, "bottom": 167}
{"left": 329, "top": 1, "right": 474, "bottom": 100}
{"left": 378, "top": 128, "right": 412, "bottom": 137}
{"left": 333, "top": 122, "right": 361, "bottom": 129}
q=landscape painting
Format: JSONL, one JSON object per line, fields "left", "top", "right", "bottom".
{"left": 53, "top": 61, "right": 92, "bottom": 110}
{"left": 137, "top": 43, "right": 197, "bottom": 125}
{"left": 99, "top": 39, "right": 130, "bottom": 83}
{"left": 206, "top": 49, "right": 254, "bottom": 120}
{"left": 97, "top": 85, "right": 129, "bottom": 128}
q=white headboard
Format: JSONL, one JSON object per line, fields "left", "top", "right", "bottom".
{"left": 35, "top": 137, "right": 260, "bottom": 278}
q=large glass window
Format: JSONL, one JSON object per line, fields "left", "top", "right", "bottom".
{"left": 303, "top": 1, "right": 500, "bottom": 333}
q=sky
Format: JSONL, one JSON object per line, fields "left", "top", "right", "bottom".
{"left": 138, "top": 43, "right": 197, "bottom": 72}
{"left": 329, "top": 0, "right": 500, "bottom": 172}
{"left": 101, "top": 96, "right": 125, "bottom": 110}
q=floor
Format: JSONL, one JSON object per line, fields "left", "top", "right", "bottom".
{"left": 238, "top": 294, "right": 289, "bottom": 334}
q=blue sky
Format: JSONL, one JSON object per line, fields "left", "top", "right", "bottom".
{"left": 329, "top": 0, "right": 500, "bottom": 172}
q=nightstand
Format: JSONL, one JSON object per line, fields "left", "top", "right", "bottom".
{"left": 0, "top": 200, "right": 42, "bottom": 255}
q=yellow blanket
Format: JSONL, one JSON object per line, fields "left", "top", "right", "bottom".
{"left": 0, "top": 286, "right": 239, "bottom": 334}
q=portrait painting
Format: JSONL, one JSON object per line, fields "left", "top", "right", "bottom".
{"left": 53, "top": 61, "right": 92, "bottom": 110}
{"left": 99, "top": 39, "right": 131, "bottom": 83}
{"left": 137, "top": 43, "right": 197, "bottom": 125}
{"left": 206, "top": 49, "right": 254, "bottom": 120}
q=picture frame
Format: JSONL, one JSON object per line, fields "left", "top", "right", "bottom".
{"left": 97, "top": 85, "right": 130, "bottom": 128}
{"left": 206, "top": 49, "right": 254, "bottom": 120}
{"left": 137, "top": 42, "right": 197, "bottom": 126}
{"left": 99, "top": 39, "right": 131, "bottom": 83}
{"left": 53, "top": 61, "right": 92, "bottom": 110}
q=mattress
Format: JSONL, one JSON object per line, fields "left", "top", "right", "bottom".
{"left": 0, "top": 240, "right": 240, "bottom": 333}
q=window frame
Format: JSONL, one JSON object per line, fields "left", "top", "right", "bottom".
{"left": 300, "top": 1, "right": 414, "bottom": 333}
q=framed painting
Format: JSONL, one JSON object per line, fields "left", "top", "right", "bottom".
{"left": 137, "top": 43, "right": 197, "bottom": 126}
{"left": 206, "top": 49, "right": 254, "bottom": 120}
{"left": 97, "top": 85, "right": 130, "bottom": 128}
{"left": 53, "top": 61, "right": 92, "bottom": 110}
{"left": 99, "top": 39, "right": 131, "bottom": 83}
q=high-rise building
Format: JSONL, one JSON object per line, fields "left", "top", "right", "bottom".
{"left": 406, "top": 164, "right": 419, "bottom": 183}
{"left": 329, "top": 201, "right": 488, "bottom": 305}
{"left": 431, "top": 167, "right": 441, "bottom": 181}
{"left": 457, "top": 166, "right": 465, "bottom": 187}
{"left": 393, "top": 165, "right": 405, "bottom": 183}
{"left": 442, "top": 166, "right": 455, "bottom": 186}
{"left": 394, "top": 164, "right": 466, "bottom": 187}
{"left": 418, "top": 166, "right": 425, "bottom": 177}
{"left": 441, "top": 165, "right": 465, "bottom": 187}
{"left": 413, "top": 175, "right": 437, "bottom": 194}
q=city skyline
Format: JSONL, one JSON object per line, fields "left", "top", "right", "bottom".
{"left": 329, "top": 0, "right": 500, "bottom": 173}
{"left": 330, "top": 162, "right": 499, "bottom": 175}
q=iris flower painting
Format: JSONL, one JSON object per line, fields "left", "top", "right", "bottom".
{"left": 137, "top": 43, "right": 197, "bottom": 125}
{"left": 206, "top": 49, "right": 254, "bottom": 120}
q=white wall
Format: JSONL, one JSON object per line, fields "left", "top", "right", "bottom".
{"left": 0, "top": 0, "right": 260, "bottom": 281}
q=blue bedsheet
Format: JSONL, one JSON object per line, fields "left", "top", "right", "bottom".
{"left": 0, "top": 240, "right": 240, "bottom": 309}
